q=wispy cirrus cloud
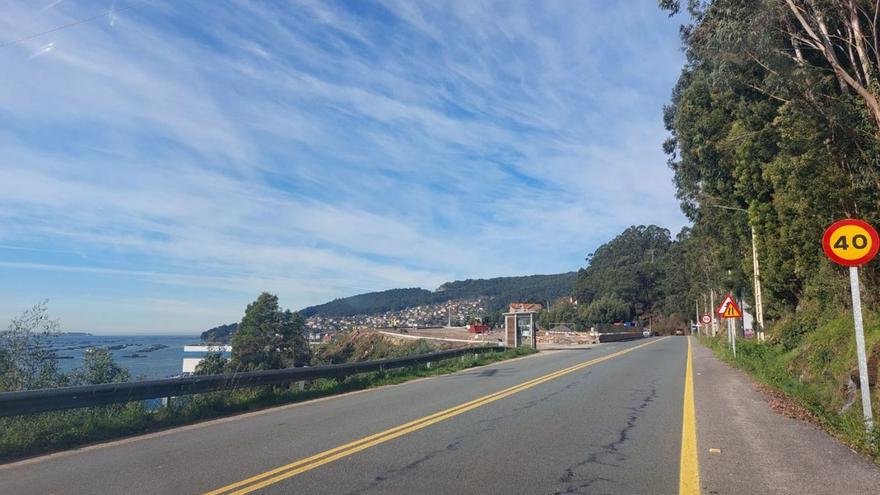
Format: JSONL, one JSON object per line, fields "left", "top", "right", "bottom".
{"left": 0, "top": 0, "right": 686, "bottom": 332}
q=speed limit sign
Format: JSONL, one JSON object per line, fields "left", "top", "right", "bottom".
{"left": 822, "top": 219, "right": 879, "bottom": 266}
{"left": 822, "top": 218, "right": 878, "bottom": 431}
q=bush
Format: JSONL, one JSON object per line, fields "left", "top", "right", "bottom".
{"left": 194, "top": 351, "right": 229, "bottom": 375}
{"left": 0, "top": 302, "right": 65, "bottom": 391}
{"left": 579, "top": 295, "right": 632, "bottom": 324}
{"left": 69, "top": 348, "right": 131, "bottom": 385}
{"left": 777, "top": 317, "right": 812, "bottom": 351}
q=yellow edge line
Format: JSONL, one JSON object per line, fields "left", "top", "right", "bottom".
{"left": 205, "top": 337, "right": 668, "bottom": 495}
{"left": 679, "top": 336, "right": 700, "bottom": 494}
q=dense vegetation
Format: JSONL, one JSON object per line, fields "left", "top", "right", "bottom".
{"left": 534, "top": 225, "right": 690, "bottom": 332}
{"left": 298, "top": 272, "right": 576, "bottom": 318}
{"left": 574, "top": 225, "right": 680, "bottom": 320}
{"left": 659, "top": 0, "right": 880, "bottom": 322}
{"left": 656, "top": 0, "right": 880, "bottom": 455}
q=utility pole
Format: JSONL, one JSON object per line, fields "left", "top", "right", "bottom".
{"left": 751, "top": 226, "right": 765, "bottom": 341}
{"left": 710, "top": 289, "right": 717, "bottom": 337}
{"left": 710, "top": 204, "right": 766, "bottom": 342}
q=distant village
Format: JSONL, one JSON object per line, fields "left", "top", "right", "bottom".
{"left": 304, "top": 298, "right": 489, "bottom": 340}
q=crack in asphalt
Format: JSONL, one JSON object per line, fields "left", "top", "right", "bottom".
{"left": 550, "top": 379, "right": 660, "bottom": 495}
{"left": 341, "top": 372, "right": 593, "bottom": 494}
{"left": 342, "top": 438, "right": 465, "bottom": 495}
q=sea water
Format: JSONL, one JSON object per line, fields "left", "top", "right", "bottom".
{"left": 44, "top": 334, "right": 201, "bottom": 380}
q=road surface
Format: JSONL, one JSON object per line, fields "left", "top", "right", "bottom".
{"left": 1, "top": 337, "right": 878, "bottom": 494}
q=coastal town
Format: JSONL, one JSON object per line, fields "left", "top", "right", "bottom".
{"left": 304, "top": 298, "right": 489, "bottom": 338}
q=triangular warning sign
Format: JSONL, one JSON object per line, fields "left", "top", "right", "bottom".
{"left": 716, "top": 294, "right": 742, "bottom": 319}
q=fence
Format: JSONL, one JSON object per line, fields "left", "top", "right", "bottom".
{"left": 0, "top": 346, "right": 504, "bottom": 417}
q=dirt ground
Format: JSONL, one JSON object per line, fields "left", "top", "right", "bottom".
{"left": 537, "top": 330, "right": 598, "bottom": 345}
{"left": 364, "top": 327, "right": 597, "bottom": 348}
{"left": 376, "top": 326, "right": 502, "bottom": 343}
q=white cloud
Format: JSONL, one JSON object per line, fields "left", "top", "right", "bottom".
{"left": 0, "top": 0, "right": 687, "bottom": 331}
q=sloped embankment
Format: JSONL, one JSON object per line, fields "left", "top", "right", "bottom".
{"left": 703, "top": 312, "right": 880, "bottom": 458}
{"left": 312, "top": 330, "right": 463, "bottom": 365}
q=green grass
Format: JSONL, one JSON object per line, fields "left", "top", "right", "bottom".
{"left": 0, "top": 346, "right": 536, "bottom": 463}
{"left": 699, "top": 323, "right": 880, "bottom": 461}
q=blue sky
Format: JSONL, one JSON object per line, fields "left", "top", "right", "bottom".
{"left": 0, "top": 0, "right": 688, "bottom": 334}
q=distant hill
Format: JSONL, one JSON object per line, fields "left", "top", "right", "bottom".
{"left": 299, "top": 272, "right": 577, "bottom": 317}
{"left": 298, "top": 288, "right": 435, "bottom": 318}
{"left": 201, "top": 323, "right": 238, "bottom": 343}
{"left": 201, "top": 272, "right": 576, "bottom": 341}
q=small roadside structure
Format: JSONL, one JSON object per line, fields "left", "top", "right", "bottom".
{"left": 503, "top": 303, "right": 541, "bottom": 348}
{"left": 182, "top": 345, "right": 232, "bottom": 374}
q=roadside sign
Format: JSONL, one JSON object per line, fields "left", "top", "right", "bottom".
{"left": 700, "top": 314, "right": 711, "bottom": 325}
{"left": 823, "top": 219, "right": 877, "bottom": 431}
{"left": 716, "top": 294, "right": 742, "bottom": 319}
{"left": 716, "top": 293, "right": 741, "bottom": 359}
{"left": 822, "top": 219, "right": 879, "bottom": 266}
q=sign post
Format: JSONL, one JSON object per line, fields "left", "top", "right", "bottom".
{"left": 716, "top": 294, "right": 742, "bottom": 358}
{"left": 822, "top": 219, "right": 880, "bottom": 431}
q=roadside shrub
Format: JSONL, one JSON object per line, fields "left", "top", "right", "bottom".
{"left": 778, "top": 317, "right": 812, "bottom": 351}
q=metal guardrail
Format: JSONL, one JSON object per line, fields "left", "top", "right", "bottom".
{"left": 0, "top": 345, "right": 504, "bottom": 417}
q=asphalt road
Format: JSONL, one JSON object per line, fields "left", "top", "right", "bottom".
{"left": 0, "top": 337, "right": 688, "bottom": 495}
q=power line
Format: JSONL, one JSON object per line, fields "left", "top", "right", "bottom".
{"left": 0, "top": 0, "right": 149, "bottom": 50}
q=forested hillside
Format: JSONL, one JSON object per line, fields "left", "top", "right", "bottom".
{"left": 201, "top": 323, "right": 238, "bottom": 343}
{"left": 298, "top": 272, "right": 576, "bottom": 317}
{"left": 536, "top": 224, "right": 691, "bottom": 332}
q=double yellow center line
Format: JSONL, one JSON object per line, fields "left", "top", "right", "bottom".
{"left": 205, "top": 338, "right": 667, "bottom": 495}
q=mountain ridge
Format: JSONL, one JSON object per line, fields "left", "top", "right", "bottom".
{"left": 200, "top": 272, "right": 576, "bottom": 341}
{"left": 298, "top": 272, "right": 577, "bottom": 317}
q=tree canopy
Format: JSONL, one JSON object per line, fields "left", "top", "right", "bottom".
{"left": 574, "top": 225, "right": 674, "bottom": 322}
{"left": 230, "top": 293, "right": 311, "bottom": 371}
{"left": 657, "top": 0, "right": 880, "bottom": 343}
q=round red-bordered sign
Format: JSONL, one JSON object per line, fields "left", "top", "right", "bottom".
{"left": 822, "top": 219, "right": 880, "bottom": 267}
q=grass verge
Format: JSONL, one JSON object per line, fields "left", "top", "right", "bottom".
{"left": 0, "top": 347, "right": 536, "bottom": 463}
{"left": 699, "top": 334, "right": 880, "bottom": 461}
